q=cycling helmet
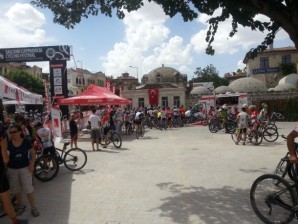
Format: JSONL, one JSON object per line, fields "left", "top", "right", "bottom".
{"left": 249, "top": 105, "right": 256, "bottom": 109}
{"left": 261, "top": 103, "right": 268, "bottom": 108}
{"left": 222, "top": 104, "right": 227, "bottom": 110}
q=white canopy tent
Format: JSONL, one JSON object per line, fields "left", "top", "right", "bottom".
{"left": 0, "top": 76, "right": 43, "bottom": 104}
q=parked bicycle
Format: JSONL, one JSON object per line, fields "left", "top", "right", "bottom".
{"left": 34, "top": 142, "right": 87, "bottom": 182}
{"left": 98, "top": 128, "right": 122, "bottom": 148}
{"left": 231, "top": 127, "right": 263, "bottom": 145}
{"left": 208, "top": 116, "right": 236, "bottom": 134}
{"left": 269, "top": 112, "right": 285, "bottom": 124}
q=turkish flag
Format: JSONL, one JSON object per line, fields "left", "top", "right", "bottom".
{"left": 148, "top": 88, "right": 159, "bottom": 105}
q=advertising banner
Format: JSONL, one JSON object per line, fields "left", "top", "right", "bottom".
{"left": 51, "top": 106, "right": 62, "bottom": 138}
{"left": 193, "top": 82, "right": 214, "bottom": 90}
{"left": 0, "top": 45, "right": 71, "bottom": 63}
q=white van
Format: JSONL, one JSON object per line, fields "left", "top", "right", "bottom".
{"left": 186, "top": 93, "right": 248, "bottom": 117}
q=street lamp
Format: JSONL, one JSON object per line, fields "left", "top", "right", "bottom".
{"left": 129, "top": 65, "right": 138, "bottom": 82}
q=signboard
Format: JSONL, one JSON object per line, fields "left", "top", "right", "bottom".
{"left": 0, "top": 45, "right": 70, "bottom": 63}
{"left": 193, "top": 82, "right": 214, "bottom": 90}
{"left": 252, "top": 67, "right": 280, "bottom": 75}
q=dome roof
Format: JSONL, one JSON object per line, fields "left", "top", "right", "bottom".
{"left": 278, "top": 73, "right": 298, "bottom": 87}
{"left": 146, "top": 66, "right": 185, "bottom": 83}
{"left": 270, "top": 83, "right": 296, "bottom": 92}
{"left": 214, "top": 86, "right": 233, "bottom": 94}
{"left": 190, "top": 86, "right": 211, "bottom": 95}
{"left": 228, "top": 77, "right": 268, "bottom": 93}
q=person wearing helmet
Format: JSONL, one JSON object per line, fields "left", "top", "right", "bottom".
{"left": 258, "top": 103, "right": 268, "bottom": 123}
{"left": 235, "top": 105, "right": 249, "bottom": 145}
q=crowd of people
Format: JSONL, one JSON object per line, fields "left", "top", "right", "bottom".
{"left": 1, "top": 102, "right": 297, "bottom": 223}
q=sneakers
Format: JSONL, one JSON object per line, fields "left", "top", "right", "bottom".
{"left": 15, "top": 205, "right": 26, "bottom": 216}
{"left": 31, "top": 207, "right": 40, "bottom": 217}
{"left": 243, "top": 142, "right": 246, "bottom": 145}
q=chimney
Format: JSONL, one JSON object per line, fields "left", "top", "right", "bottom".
{"left": 269, "top": 44, "right": 273, "bottom": 51}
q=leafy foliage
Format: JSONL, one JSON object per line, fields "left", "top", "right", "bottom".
{"left": 31, "top": 0, "right": 298, "bottom": 58}
{"left": 279, "top": 62, "right": 297, "bottom": 76}
{"left": 2, "top": 71, "right": 44, "bottom": 96}
{"left": 192, "top": 64, "right": 229, "bottom": 88}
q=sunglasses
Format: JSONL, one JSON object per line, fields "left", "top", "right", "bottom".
{"left": 9, "top": 130, "right": 19, "bottom": 134}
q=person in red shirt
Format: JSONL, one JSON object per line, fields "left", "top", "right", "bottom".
{"left": 249, "top": 105, "right": 259, "bottom": 130}
{"left": 179, "top": 105, "right": 186, "bottom": 119}
{"left": 101, "top": 110, "right": 110, "bottom": 148}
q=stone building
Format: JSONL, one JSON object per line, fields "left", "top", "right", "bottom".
{"left": 121, "top": 66, "right": 187, "bottom": 108}
{"left": 67, "top": 68, "right": 106, "bottom": 96}
{"left": 0, "top": 62, "right": 43, "bottom": 79}
{"left": 243, "top": 46, "right": 298, "bottom": 88}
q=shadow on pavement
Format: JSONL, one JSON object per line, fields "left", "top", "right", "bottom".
{"left": 154, "top": 182, "right": 258, "bottom": 224}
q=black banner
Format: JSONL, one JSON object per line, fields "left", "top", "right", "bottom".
{"left": 0, "top": 45, "right": 70, "bottom": 63}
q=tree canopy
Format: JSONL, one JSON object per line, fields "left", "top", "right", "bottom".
{"left": 31, "top": 0, "right": 298, "bottom": 59}
{"left": 2, "top": 71, "right": 44, "bottom": 96}
{"left": 192, "top": 64, "right": 229, "bottom": 88}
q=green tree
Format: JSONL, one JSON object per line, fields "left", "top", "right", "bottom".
{"left": 279, "top": 62, "right": 297, "bottom": 77}
{"left": 192, "top": 64, "right": 229, "bottom": 88}
{"left": 31, "top": 0, "right": 298, "bottom": 58}
{"left": 2, "top": 71, "right": 44, "bottom": 96}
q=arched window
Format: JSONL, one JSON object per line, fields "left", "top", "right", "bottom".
{"left": 175, "top": 72, "right": 179, "bottom": 83}
{"left": 156, "top": 74, "right": 161, "bottom": 83}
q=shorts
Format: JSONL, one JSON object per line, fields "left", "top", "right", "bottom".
{"left": 134, "top": 120, "right": 141, "bottom": 125}
{"left": 7, "top": 167, "right": 34, "bottom": 194}
{"left": 71, "top": 133, "right": 78, "bottom": 141}
{"left": 43, "top": 146, "right": 56, "bottom": 157}
{"left": 91, "top": 129, "right": 100, "bottom": 140}
{"left": 0, "top": 170, "right": 10, "bottom": 193}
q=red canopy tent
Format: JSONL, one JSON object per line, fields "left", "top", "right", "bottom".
{"left": 57, "top": 84, "right": 131, "bottom": 105}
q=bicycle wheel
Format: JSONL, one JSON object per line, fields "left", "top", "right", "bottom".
{"left": 34, "top": 154, "right": 59, "bottom": 182}
{"left": 63, "top": 148, "right": 87, "bottom": 171}
{"left": 208, "top": 120, "right": 219, "bottom": 133}
{"left": 263, "top": 127, "right": 279, "bottom": 142}
{"left": 136, "top": 127, "right": 140, "bottom": 139}
{"left": 249, "top": 130, "right": 263, "bottom": 145}
{"left": 111, "top": 132, "right": 122, "bottom": 148}
{"left": 250, "top": 174, "right": 296, "bottom": 224}
{"left": 231, "top": 132, "right": 239, "bottom": 143}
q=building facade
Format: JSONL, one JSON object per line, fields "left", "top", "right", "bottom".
{"left": 243, "top": 46, "right": 298, "bottom": 88}
{"left": 0, "top": 62, "right": 43, "bottom": 79}
{"left": 121, "top": 66, "right": 187, "bottom": 108}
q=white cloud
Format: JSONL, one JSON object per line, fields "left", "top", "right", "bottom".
{"left": 191, "top": 9, "right": 291, "bottom": 55}
{"left": 237, "top": 60, "right": 246, "bottom": 70}
{"left": 0, "top": 3, "right": 50, "bottom": 48}
{"left": 101, "top": 1, "right": 193, "bottom": 78}
{"left": 143, "top": 36, "right": 193, "bottom": 72}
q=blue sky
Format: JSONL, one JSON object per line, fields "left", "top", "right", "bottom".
{"left": 0, "top": 0, "right": 294, "bottom": 80}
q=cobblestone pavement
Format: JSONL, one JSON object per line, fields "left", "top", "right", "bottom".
{"left": 2, "top": 122, "right": 297, "bottom": 224}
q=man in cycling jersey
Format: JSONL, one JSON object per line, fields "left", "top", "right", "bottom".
{"left": 34, "top": 122, "right": 56, "bottom": 158}
{"left": 134, "top": 109, "right": 144, "bottom": 130}
{"left": 287, "top": 125, "right": 298, "bottom": 163}
{"left": 258, "top": 103, "right": 268, "bottom": 122}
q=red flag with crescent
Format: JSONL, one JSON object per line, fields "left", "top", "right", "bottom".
{"left": 148, "top": 88, "right": 159, "bottom": 105}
